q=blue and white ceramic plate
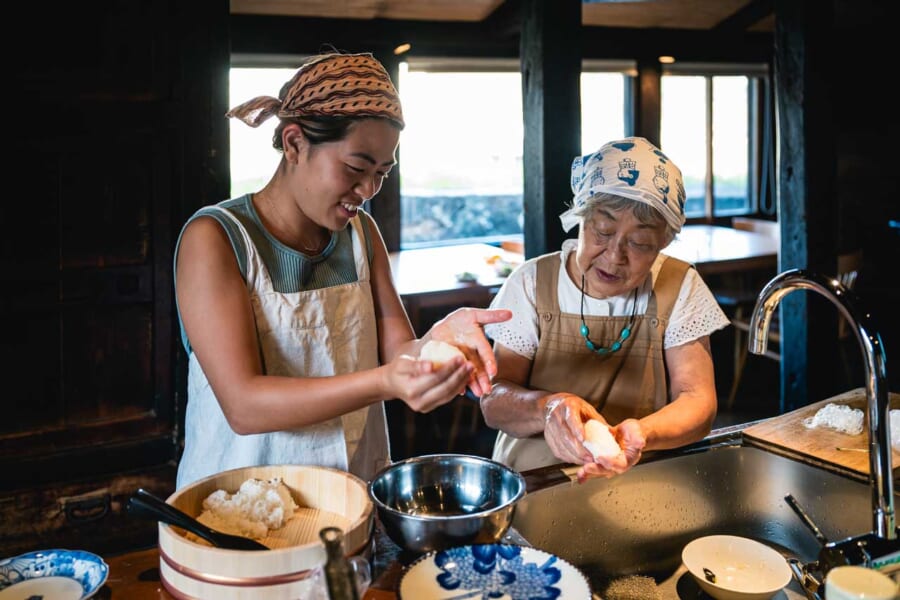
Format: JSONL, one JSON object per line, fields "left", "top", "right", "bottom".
{"left": 398, "top": 543, "right": 592, "bottom": 599}
{"left": 0, "top": 549, "right": 108, "bottom": 600}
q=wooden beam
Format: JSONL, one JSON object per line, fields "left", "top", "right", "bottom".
{"left": 230, "top": 14, "right": 771, "bottom": 64}
{"left": 368, "top": 50, "right": 403, "bottom": 251}
{"left": 230, "top": 14, "right": 518, "bottom": 58}
{"left": 634, "top": 59, "right": 661, "bottom": 146}
{"left": 483, "top": 0, "right": 523, "bottom": 38}
{"left": 520, "top": 0, "right": 581, "bottom": 259}
{"left": 774, "top": 0, "right": 837, "bottom": 410}
{"left": 713, "top": 0, "right": 774, "bottom": 33}
{"left": 580, "top": 27, "right": 772, "bottom": 63}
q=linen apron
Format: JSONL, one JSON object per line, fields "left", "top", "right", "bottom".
{"left": 176, "top": 207, "right": 390, "bottom": 489}
{"left": 492, "top": 252, "right": 691, "bottom": 472}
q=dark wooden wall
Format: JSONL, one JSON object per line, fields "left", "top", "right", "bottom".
{"left": 1, "top": 0, "right": 896, "bottom": 556}
{"left": 2, "top": 0, "right": 230, "bottom": 556}
{"left": 775, "top": 0, "right": 897, "bottom": 409}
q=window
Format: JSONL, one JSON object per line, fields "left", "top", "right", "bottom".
{"left": 398, "top": 58, "right": 632, "bottom": 249}
{"left": 228, "top": 67, "right": 296, "bottom": 197}
{"left": 660, "top": 64, "right": 770, "bottom": 220}
{"left": 580, "top": 61, "right": 633, "bottom": 154}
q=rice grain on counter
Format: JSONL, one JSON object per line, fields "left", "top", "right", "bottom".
{"left": 196, "top": 477, "right": 298, "bottom": 539}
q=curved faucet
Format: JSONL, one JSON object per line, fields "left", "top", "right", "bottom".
{"left": 749, "top": 268, "right": 895, "bottom": 540}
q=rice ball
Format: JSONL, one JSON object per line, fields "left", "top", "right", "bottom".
{"left": 583, "top": 419, "right": 622, "bottom": 460}
{"left": 419, "top": 340, "right": 465, "bottom": 367}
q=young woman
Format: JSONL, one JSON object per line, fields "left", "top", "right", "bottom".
{"left": 175, "top": 52, "right": 510, "bottom": 488}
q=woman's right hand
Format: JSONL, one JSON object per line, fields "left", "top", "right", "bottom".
{"left": 542, "top": 393, "right": 603, "bottom": 465}
{"left": 383, "top": 353, "right": 473, "bottom": 413}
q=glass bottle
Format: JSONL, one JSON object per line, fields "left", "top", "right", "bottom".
{"left": 320, "top": 526, "right": 360, "bottom": 600}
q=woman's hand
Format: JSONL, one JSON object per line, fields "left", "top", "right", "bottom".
{"left": 576, "top": 418, "right": 646, "bottom": 482}
{"left": 543, "top": 393, "right": 604, "bottom": 465}
{"left": 426, "top": 307, "right": 512, "bottom": 397}
{"left": 383, "top": 353, "right": 473, "bottom": 413}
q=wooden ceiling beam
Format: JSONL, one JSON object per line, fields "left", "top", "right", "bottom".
{"left": 483, "top": 0, "right": 523, "bottom": 38}
{"left": 581, "top": 26, "right": 772, "bottom": 63}
{"left": 713, "top": 0, "right": 775, "bottom": 33}
{"left": 231, "top": 14, "right": 772, "bottom": 63}
{"left": 230, "top": 14, "right": 517, "bottom": 58}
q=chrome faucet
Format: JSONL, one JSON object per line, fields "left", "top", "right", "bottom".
{"left": 748, "top": 269, "right": 896, "bottom": 541}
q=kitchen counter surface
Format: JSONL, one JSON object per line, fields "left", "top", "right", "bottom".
{"left": 93, "top": 413, "right": 878, "bottom": 599}
{"left": 99, "top": 519, "right": 533, "bottom": 599}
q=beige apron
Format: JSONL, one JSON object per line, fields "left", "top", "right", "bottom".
{"left": 176, "top": 207, "right": 389, "bottom": 489}
{"left": 492, "top": 253, "right": 690, "bottom": 472}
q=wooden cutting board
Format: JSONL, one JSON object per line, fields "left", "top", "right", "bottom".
{"left": 742, "top": 387, "right": 900, "bottom": 476}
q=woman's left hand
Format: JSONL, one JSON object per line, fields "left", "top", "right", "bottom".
{"left": 577, "top": 418, "right": 646, "bottom": 482}
{"left": 426, "top": 307, "right": 512, "bottom": 397}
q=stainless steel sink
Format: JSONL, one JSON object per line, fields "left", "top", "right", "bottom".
{"left": 509, "top": 434, "right": 883, "bottom": 599}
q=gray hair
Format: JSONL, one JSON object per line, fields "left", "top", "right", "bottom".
{"left": 572, "top": 192, "right": 677, "bottom": 246}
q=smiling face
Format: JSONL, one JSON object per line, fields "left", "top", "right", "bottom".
{"left": 291, "top": 118, "right": 399, "bottom": 231}
{"left": 571, "top": 203, "right": 669, "bottom": 298}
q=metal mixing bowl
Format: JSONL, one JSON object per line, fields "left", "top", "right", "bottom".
{"left": 368, "top": 453, "right": 526, "bottom": 554}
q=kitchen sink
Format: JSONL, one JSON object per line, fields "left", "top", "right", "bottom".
{"left": 509, "top": 432, "right": 884, "bottom": 599}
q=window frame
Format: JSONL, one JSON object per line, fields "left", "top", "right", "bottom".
{"left": 660, "top": 61, "right": 773, "bottom": 224}
{"left": 396, "top": 57, "right": 637, "bottom": 250}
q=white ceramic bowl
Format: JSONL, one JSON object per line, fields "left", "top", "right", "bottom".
{"left": 682, "top": 535, "right": 792, "bottom": 600}
{"left": 824, "top": 566, "right": 898, "bottom": 600}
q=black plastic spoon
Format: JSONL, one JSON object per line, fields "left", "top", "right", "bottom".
{"left": 127, "top": 488, "right": 269, "bottom": 551}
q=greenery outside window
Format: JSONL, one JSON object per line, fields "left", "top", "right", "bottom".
{"left": 398, "top": 58, "right": 632, "bottom": 249}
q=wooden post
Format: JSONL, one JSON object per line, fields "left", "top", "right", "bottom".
{"left": 369, "top": 50, "right": 403, "bottom": 252}
{"left": 520, "top": 0, "right": 581, "bottom": 259}
{"left": 773, "top": 0, "right": 837, "bottom": 410}
{"left": 633, "top": 58, "right": 661, "bottom": 147}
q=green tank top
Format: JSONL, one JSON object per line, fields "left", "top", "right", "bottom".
{"left": 174, "top": 194, "right": 375, "bottom": 352}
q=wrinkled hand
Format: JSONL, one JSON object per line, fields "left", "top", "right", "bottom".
{"left": 543, "top": 393, "right": 604, "bottom": 465}
{"left": 577, "top": 418, "right": 646, "bottom": 482}
{"left": 385, "top": 353, "right": 473, "bottom": 413}
{"left": 426, "top": 307, "right": 512, "bottom": 397}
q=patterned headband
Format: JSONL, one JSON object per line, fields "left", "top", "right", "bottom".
{"left": 560, "top": 137, "right": 686, "bottom": 233}
{"left": 226, "top": 52, "right": 404, "bottom": 129}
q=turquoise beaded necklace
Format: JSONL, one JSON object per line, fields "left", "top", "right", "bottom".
{"left": 579, "top": 274, "right": 638, "bottom": 355}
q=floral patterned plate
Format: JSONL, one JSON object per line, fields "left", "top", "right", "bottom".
{"left": 0, "top": 549, "right": 108, "bottom": 599}
{"left": 398, "top": 543, "right": 592, "bottom": 599}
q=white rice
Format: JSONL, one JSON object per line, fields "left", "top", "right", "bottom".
{"left": 802, "top": 403, "right": 864, "bottom": 435}
{"left": 196, "top": 477, "right": 298, "bottom": 539}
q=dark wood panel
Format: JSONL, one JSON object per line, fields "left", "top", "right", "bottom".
{"left": 0, "top": 464, "right": 176, "bottom": 557}
{"left": 1, "top": 5, "right": 231, "bottom": 560}
{"left": 58, "top": 141, "right": 154, "bottom": 269}
{"left": 18, "top": 0, "right": 174, "bottom": 101}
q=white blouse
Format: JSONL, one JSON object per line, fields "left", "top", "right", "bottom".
{"left": 484, "top": 240, "right": 730, "bottom": 360}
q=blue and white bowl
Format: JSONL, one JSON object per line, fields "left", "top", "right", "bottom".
{"left": 0, "top": 549, "right": 108, "bottom": 599}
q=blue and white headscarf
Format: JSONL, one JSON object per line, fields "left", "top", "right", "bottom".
{"left": 560, "top": 137, "right": 686, "bottom": 233}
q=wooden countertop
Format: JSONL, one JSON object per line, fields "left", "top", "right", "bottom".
{"left": 743, "top": 387, "right": 900, "bottom": 476}
{"left": 96, "top": 391, "right": 896, "bottom": 598}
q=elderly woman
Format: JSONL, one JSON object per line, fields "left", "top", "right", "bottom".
{"left": 481, "top": 137, "right": 729, "bottom": 481}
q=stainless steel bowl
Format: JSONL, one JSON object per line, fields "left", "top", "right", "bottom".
{"left": 369, "top": 453, "right": 526, "bottom": 554}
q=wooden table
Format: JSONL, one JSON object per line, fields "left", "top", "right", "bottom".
{"left": 664, "top": 224, "right": 778, "bottom": 276}
{"left": 388, "top": 243, "right": 523, "bottom": 333}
